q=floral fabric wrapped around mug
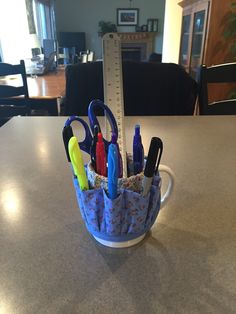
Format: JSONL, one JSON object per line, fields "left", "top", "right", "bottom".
{"left": 73, "top": 158, "right": 162, "bottom": 242}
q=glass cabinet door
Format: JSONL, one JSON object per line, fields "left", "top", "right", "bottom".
{"left": 179, "top": 14, "right": 191, "bottom": 71}
{"left": 189, "top": 9, "right": 206, "bottom": 79}
{"left": 179, "top": 1, "right": 209, "bottom": 79}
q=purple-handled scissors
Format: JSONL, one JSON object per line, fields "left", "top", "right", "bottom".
{"left": 64, "top": 99, "right": 118, "bottom": 155}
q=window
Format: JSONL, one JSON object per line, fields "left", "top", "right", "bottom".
{"left": 0, "top": 0, "right": 34, "bottom": 63}
{"left": 33, "top": 0, "right": 56, "bottom": 45}
{"left": 0, "top": 0, "right": 56, "bottom": 63}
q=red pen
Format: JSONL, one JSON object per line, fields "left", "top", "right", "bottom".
{"left": 96, "top": 132, "right": 107, "bottom": 176}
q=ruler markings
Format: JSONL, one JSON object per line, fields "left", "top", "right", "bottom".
{"left": 102, "top": 33, "right": 127, "bottom": 177}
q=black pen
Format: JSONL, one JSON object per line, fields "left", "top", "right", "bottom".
{"left": 62, "top": 125, "right": 74, "bottom": 162}
{"left": 90, "top": 124, "right": 100, "bottom": 170}
{"left": 142, "top": 137, "right": 163, "bottom": 197}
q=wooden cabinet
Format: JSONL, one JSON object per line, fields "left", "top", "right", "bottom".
{"left": 179, "top": 0, "right": 236, "bottom": 103}
{"left": 178, "top": 0, "right": 210, "bottom": 79}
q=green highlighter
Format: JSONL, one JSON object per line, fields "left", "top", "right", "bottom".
{"left": 68, "top": 136, "right": 89, "bottom": 191}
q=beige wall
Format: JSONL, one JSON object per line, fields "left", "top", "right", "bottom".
{"left": 162, "top": 0, "right": 182, "bottom": 63}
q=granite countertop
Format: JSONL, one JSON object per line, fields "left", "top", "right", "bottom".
{"left": 0, "top": 116, "right": 236, "bottom": 313}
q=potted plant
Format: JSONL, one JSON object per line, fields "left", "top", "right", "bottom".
{"left": 98, "top": 21, "right": 117, "bottom": 37}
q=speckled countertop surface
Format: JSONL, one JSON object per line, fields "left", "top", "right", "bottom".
{"left": 0, "top": 116, "right": 236, "bottom": 314}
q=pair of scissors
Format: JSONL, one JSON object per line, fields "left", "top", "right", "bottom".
{"left": 62, "top": 99, "right": 118, "bottom": 162}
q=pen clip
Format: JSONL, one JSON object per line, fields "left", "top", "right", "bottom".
{"left": 133, "top": 124, "right": 144, "bottom": 174}
{"left": 111, "top": 146, "right": 118, "bottom": 183}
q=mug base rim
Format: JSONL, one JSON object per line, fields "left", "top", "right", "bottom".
{"left": 93, "top": 233, "right": 146, "bottom": 248}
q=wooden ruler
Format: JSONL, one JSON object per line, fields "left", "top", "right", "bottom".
{"left": 102, "top": 33, "right": 127, "bottom": 177}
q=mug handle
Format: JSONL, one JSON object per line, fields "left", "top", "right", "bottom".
{"left": 159, "top": 164, "right": 175, "bottom": 209}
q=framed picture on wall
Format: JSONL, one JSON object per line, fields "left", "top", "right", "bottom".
{"left": 152, "top": 19, "right": 158, "bottom": 32}
{"left": 147, "top": 19, "right": 159, "bottom": 32}
{"left": 147, "top": 19, "right": 153, "bottom": 32}
{"left": 117, "top": 8, "right": 139, "bottom": 26}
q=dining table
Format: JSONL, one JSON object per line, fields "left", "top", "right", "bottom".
{"left": 0, "top": 66, "right": 65, "bottom": 116}
{"left": 0, "top": 115, "right": 236, "bottom": 314}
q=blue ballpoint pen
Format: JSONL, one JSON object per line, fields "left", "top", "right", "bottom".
{"left": 111, "top": 132, "right": 123, "bottom": 178}
{"left": 133, "top": 125, "right": 144, "bottom": 175}
{"left": 108, "top": 143, "right": 118, "bottom": 199}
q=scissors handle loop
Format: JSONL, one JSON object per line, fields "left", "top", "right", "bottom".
{"left": 64, "top": 116, "right": 92, "bottom": 154}
{"left": 88, "top": 100, "right": 118, "bottom": 143}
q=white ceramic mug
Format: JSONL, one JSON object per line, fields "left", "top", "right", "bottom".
{"left": 159, "top": 164, "right": 175, "bottom": 209}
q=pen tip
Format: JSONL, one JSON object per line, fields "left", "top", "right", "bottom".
{"left": 98, "top": 132, "right": 103, "bottom": 142}
{"left": 94, "top": 124, "right": 100, "bottom": 134}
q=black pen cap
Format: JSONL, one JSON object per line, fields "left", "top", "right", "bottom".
{"left": 62, "top": 125, "right": 74, "bottom": 162}
{"left": 93, "top": 124, "right": 100, "bottom": 136}
{"left": 144, "top": 137, "right": 161, "bottom": 177}
{"left": 90, "top": 125, "right": 100, "bottom": 153}
{"left": 90, "top": 125, "right": 100, "bottom": 170}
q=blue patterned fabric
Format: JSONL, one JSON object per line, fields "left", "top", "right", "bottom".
{"left": 73, "top": 173, "right": 161, "bottom": 242}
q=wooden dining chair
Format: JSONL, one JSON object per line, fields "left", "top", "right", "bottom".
{"left": 0, "top": 60, "right": 30, "bottom": 126}
{"left": 198, "top": 63, "right": 236, "bottom": 115}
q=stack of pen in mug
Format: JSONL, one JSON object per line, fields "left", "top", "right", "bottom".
{"left": 89, "top": 124, "right": 163, "bottom": 199}
{"left": 64, "top": 123, "right": 163, "bottom": 199}
{"left": 62, "top": 100, "right": 163, "bottom": 242}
